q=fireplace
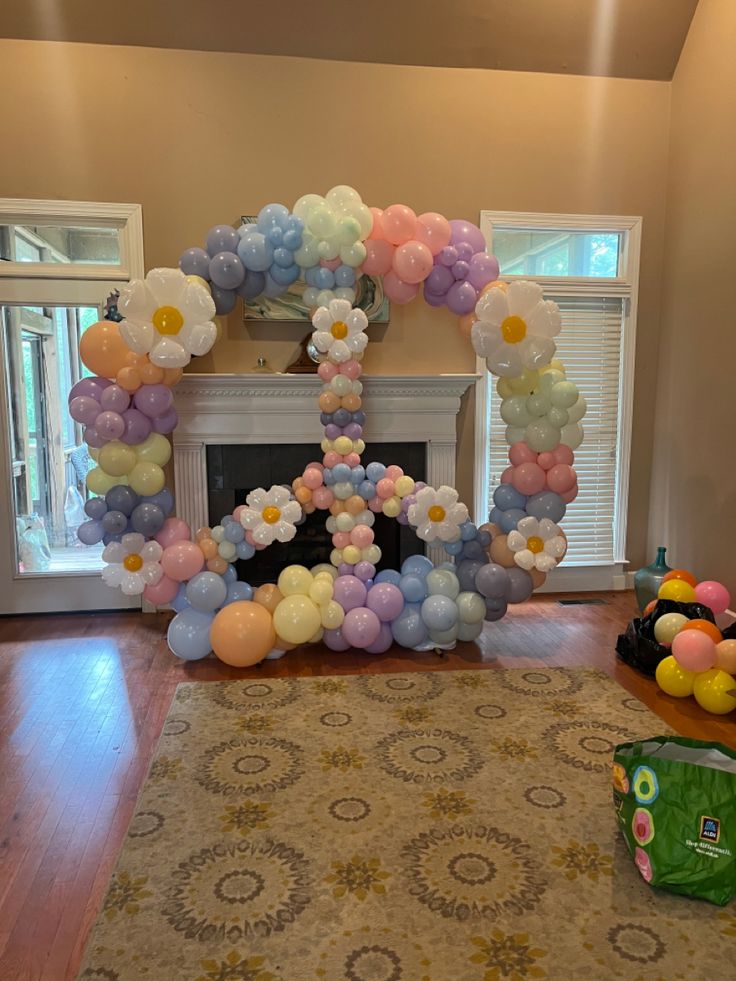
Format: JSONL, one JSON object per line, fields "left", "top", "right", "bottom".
{"left": 172, "top": 373, "right": 478, "bottom": 569}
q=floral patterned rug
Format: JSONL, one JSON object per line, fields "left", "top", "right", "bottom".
{"left": 78, "top": 669, "right": 735, "bottom": 980}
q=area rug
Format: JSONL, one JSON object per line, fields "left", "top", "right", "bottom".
{"left": 78, "top": 668, "right": 736, "bottom": 980}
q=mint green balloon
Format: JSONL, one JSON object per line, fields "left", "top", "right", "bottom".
{"left": 526, "top": 392, "right": 551, "bottom": 417}
{"left": 567, "top": 395, "right": 587, "bottom": 424}
{"left": 500, "top": 395, "right": 533, "bottom": 427}
{"left": 457, "top": 620, "right": 484, "bottom": 642}
{"left": 550, "top": 380, "right": 579, "bottom": 409}
{"left": 526, "top": 418, "right": 560, "bottom": 452}
{"left": 426, "top": 569, "right": 460, "bottom": 600}
{"left": 456, "top": 591, "right": 486, "bottom": 624}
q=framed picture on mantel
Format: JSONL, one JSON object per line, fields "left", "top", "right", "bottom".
{"left": 240, "top": 216, "right": 390, "bottom": 324}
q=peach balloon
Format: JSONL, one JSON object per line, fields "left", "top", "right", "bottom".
{"left": 139, "top": 362, "right": 165, "bottom": 385}
{"left": 319, "top": 392, "right": 340, "bottom": 413}
{"left": 253, "top": 583, "right": 283, "bottom": 613}
{"left": 458, "top": 313, "right": 475, "bottom": 339}
{"left": 329, "top": 499, "right": 346, "bottom": 515}
{"left": 346, "top": 495, "right": 367, "bottom": 515}
{"left": 341, "top": 394, "right": 362, "bottom": 412}
{"left": 207, "top": 557, "right": 229, "bottom": 575}
{"left": 716, "top": 640, "right": 736, "bottom": 674}
{"left": 530, "top": 568, "right": 547, "bottom": 589}
{"left": 195, "top": 526, "right": 212, "bottom": 541}
{"left": 200, "top": 538, "right": 219, "bottom": 560}
{"left": 295, "top": 486, "right": 312, "bottom": 504}
{"left": 350, "top": 525, "right": 374, "bottom": 548}
{"left": 160, "top": 541, "right": 205, "bottom": 582}
{"left": 79, "top": 321, "right": 131, "bottom": 378}
{"left": 303, "top": 467, "right": 324, "bottom": 490}
{"left": 210, "top": 601, "right": 276, "bottom": 667}
{"left": 490, "top": 534, "right": 516, "bottom": 568}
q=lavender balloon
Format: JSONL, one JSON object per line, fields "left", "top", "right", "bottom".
{"left": 95, "top": 411, "right": 126, "bottom": 441}
{"left": 121, "top": 408, "right": 152, "bottom": 445}
{"left": 100, "top": 384, "right": 130, "bottom": 413}
{"left": 134, "top": 384, "right": 173, "bottom": 419}
{"left": 151, "top": 406, "right": 178, "bottom": 434}
{"left": 323, "top": 626, "right": 351, "bottom": 652}
{"left": 77, "top": 519, "right": 105, "bottom": 545}
{"left": 69, "top": 396, "right": 101, "bottom": 426}
{"left": 84, "top": 426, "right": 105, "bottom": 448}
{"left": 179, "top": 246, "right": 211, "bottom": 278}
{"left": 69, "top": 377, "right": 111, "bottom": 401}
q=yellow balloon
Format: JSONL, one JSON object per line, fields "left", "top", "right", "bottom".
{"left": 186, "top": 274, "right": 211, "bottom": 293}
{"left": 693, "top": 669, "right": 736, "bottom": 715}
{"left": 272, "top": 595, "right": 322, "bottom": 644}
{"left": 278, "top": 565, "right": 314, "bottom": 597}
{"left": 334, "top": 436, "right": 353, "bottom": 456}
{"left": 394, "top": 476, "right": 415, "bottom": 498}
{"left": 88, "top": 446, "right": 100, "bottom": 462}
{"left": 308, "top": 626, "right": 324, "bottom": 644}
{"left": 658, "top": 580, "right": 697, "bottom": 604}
{"left": 382, "top": 496, "right": 401, "bottom": 518}
{"left": 87, "top": 467, "right": 127, "bottom": 495}
{"left": 342, "top": 544, "right": 361, "bottom": 565}
{"left": 655, "top": 655, "right": 696, "bottom": 698}
{"left": 136, "top": 432, "right": 172, "bottom": 467}
{"left": 128, "top": 461, "right": 165, "bottom": 495}
{"left": 311, "top": 563, "right": 337, "bottom": 581}
{"left": 321, "top": 599, "right": 345, "bottom": 630}
{"left": 98, "top": 440, "right": 137, "bottom": 476}
{"left": 362, "top": 544, "right": 382, "bottom": 565}
{"left": 309, "top": 578, "right": 333, "bottom": 605}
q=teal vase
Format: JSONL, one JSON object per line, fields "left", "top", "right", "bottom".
{"left": 634, "top": 547, "right": 672, "bottom": 613}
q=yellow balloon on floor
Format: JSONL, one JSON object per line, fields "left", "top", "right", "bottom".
{"left": 210, "top": 601, "right": 275, "bottom": 667}
{"left": 658, "top": 580, "right": 696, "bottom": 604}
{"left": 655, "top": 655, "right": 696, "bottom": 698}
{"left": 277, "top": 565, "right": 313, "bottom": 597}
{"left": 273, "top": 595, "right": 321, "bottom": 644}
{"left": 693, "top": 668, "right": 736, "bottom": 715}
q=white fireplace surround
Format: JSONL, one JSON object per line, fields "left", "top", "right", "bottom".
{"left": 173, "top": 373, "right": 477, "bottom": 564}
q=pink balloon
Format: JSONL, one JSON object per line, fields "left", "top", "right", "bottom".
{"left": 320, "top": 257, "right": 341, "bottom": 271}
{"left": 552, "top": 444, "right": 575, "bottom": 466}
{"left": 303, "top": 467, "right": 324, "bottom": 490}
{"left": 312, "top": 486, "right": 334, "bottom": 509}
{"left": 500, "top": 466, "right": 514, "bottom": 484}
{"left": 350, "top": 525, "right": 374, "bottom": 548}
{"left": 143, "top": 574, "right": 179, "bottom": 606}
{"left": 340, "top": 360, "right": 362, "bottom": 380}
{"left": 333, "top": 531, "right": 351, "bottom": 549}
{"left": 362, "top": 239, "right": 394, "bottom": 276}
{"left": 510, "top": 443, "right": 538, "bottom": 466}
{"left": 376, "top": 478, "right": 395, "bottom": 500}
{"left": 161, "top": 541, "right": 205, "bottom": 582}
{"left": 382, "top": 205, "right": 417, "bottom": 246}
{"left": 318, "top": 362, "right": 339, "bottom": 381}
{"left": 546, "top": 464, "right": 577, "bottom": 494}
{"left": 385, "top": 465, "right": 403, "bottom": 480}
{"left": 344, "top": 453, "right": 362, "bottom": 467}
{"left": 537, "top": 452, "right": 555, "bottom": 471}
{"left": 415, "top": 212, "right": 452, "bottom": 255}
{"left": 511, "top": 462, "right": 547, "bottom": 496}
{"left": 155, "top": 517, "right": 191, "bottom": 548}
{"left": 672, "top": 631, "right": 717, "bottom": 672}
{"left": 323, "top": 452, "right": 341, "bottom": 469}
{"left": 368, "top": 495, "right": 384, "bottom": 513}
{"left": 367, "top": 207, "right": 385, "bottom": 241}
{"left": 232, "top": 505, "right": 246, "bottom": 522}
{"left": 383, "top": 271, "right": 420, "bottom": 304}
{"left": 392, "top": 241, "right": 434, "bottom": 284}
{"left": 560, "top": 483, "right": 579, "bottom": 504}
{"left": 694, "top": 581, "right": 731, "bottom": 615}
{"left": 342, "top": 606, "right": 381, "bottom": 648}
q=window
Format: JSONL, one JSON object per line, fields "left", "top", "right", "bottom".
{"left": 475, "top": 212, "right": 641, "bottom": 590}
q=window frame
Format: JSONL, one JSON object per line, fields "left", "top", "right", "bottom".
{"left": 474, "top": 211, "right": 642, "bottom": 589}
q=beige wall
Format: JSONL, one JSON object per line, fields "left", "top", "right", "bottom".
{"left": 0, "top": 40, "right": 670, "bottom": 555}
{"left": 648, "top": 0, "right": 736, "bottom": 588}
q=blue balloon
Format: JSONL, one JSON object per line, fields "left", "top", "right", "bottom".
{"left": 167, "top": 608, "right": 213, "bottom": 661}
{"left": 262, "top": 272, "right": 285, "bottom": 298}
{"left": 335, "top": 265, "right": 356, "bottom": 287}
{"left": 269, "top": 262, "right": 300, "bottom": 286}
{"left": 333, "top": 408, "right": 351, "bottom": 427}
{"left": 272, "top": 247, "right": 294, "bottom": 269}
{"left": 484, "top": 597, "right": 508, "bottom": 622}
{"left": 461, "top": 540, "right": 485, "bottom": 561}
{"left": 209, "top": 251, "right": 245, "bottom": 290}
{"left": 315, "top": 267, "right": 335, "bottom": 290}
{"left": 499, "top": 508, "right": 527, "bottom": 534}
{"left": 493, "top": 484, "right": 527, "bottom": 511}
{"left": 130, "top": 502, "right": 165, "bottom": 536}
{"left": 375, "top": 569, "right": 402, "bottom": 586}
{"left": 102, "top": 509, "right": 128, "bottom": 534}
{"left": 224, "top": 581, "right": 254, "bottom": 605}
{"left": 224, "top": 521, "right": 245, "bottom": 544}
{"left": 391, "top": 603, "right": 428, "bottom": 648}
{"left": 323, "top": 469, "right": 336, "bottom": 486}
{"left": 222, "top": 564, "right": 238, "bottom": 584}
{"left": 236, "top": 540, "right": 256, "bottom": 560}
{"left": 105, "top": 484, "right": 139, "bottom": 516}
{"left": 351, "top": 465, "right": 366, "bottom": 485}
{"left": 443, "top": 539, "right": 464, "bottom": 556}
{"left": 460, "top": 521, "right": 478, "bottom": 541}
{"left": 211, "top": 284, "right": 236, "bottom": 316}
{"left": 478, "top": 530, "right": 492, "bottom": 547}
{"left": 401, "top": 554, "right": 434, "bottom": 577}
{"left": 180, "top": 247, "right": 211, "bottom": 278}
{"left": 237, "top": 270, "right": 266, "bottom": 300}
{"left": 332, "top": 463, "right": 351, "bottom": 482}
{"left": 186, "top": 572, "right": 228, "bottom": 612}
{"left": 399, "top": 573, "right": 428, "bottom": 604}
{"left": 206, "top": 224, "right": 239, "bottom": 257}
{"left": 526, "top": 491, "right": 567, "bottom": 524}
{"left": 282, "top": 227, "right": 303, "bottom": 251}
{"left": 366, "top": 462, "right": 386, "bottom": 482}
{"left": 358, "top": 480, "right": 375, "bottom": 500}
{"left": 236, "top": 231, "right": 273, "bottom": 272}
{"left": 145, "top": 488, "right": 174, "bottom": 516}
{"left": 457, "top": 559, "right": 485, "bottom": 592}
{"left": 257, "top": 203, "right": 290, "bottom": 230}
{"left": 267, "top": 226, "right": 284, "bottom": 246}
{"left": 352, "top": 411, "right": 366, "bottom": 426}
{"left": 320, "top": 412, "right": 334, "bottom": 426}
{"left": 84, "top": 497, "right": 107, "bottom": 520}
{"left": 421, "top": 594, "right": 458, "bottom": 631}
{"left": 171, "top": 584, "right": 190, "bottom": 613}
{"left": 77, "top": 519, "right": 104, "bottom": 545}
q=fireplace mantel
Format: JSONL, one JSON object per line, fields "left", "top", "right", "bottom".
{"left": 172, "top": 372, "right": 478, "bottom": 560}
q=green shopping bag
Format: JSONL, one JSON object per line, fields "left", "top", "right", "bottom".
{"left": 613, "top": 736, "right": 736, "bottom": 905}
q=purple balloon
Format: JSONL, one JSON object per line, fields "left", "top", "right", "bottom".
{"left": 84, "top": 426, "right": 105, "bottom": 448}
{"left": 438, "top": 246, "right": 458, "bottom": 268}
{"left": 337, "top": 562, "right": 354, "bottom": 577}
{"left": 69, "top": 395, "right": 101, "bottom": 425}
{"left": 121, "top": 408, "right": 152, "bottom": 445}
{"left": 95, "top": 410, "right": 126, "bottom": 441}
{"left": 205, "top": 224, "right": 239, "bottom": 257}
{"left": 84, "top": 498, "right": 107, "bottom": 520}
{"left": 452, "top": 260, "right": 470, "bottom": 280}
{"left": 366, "top": 582, "right": 405, "bottom": 622}
{"left": 179, "top": 246, "right": 211, "bottom": 278}
{"left": 77, "top": 519, "right": 105, "bottom": 545}
{"left": 423, "top": 288, "right": 447, "bottom": 308}
{"left": 134, "top": 384, "right": 173, "bottom": 419}
{"left": 449, "top": 219, "right": 486, "bottom": 254}
{"left": 475, "top": 563, "right": 510, "bottom": 599}
{"left": 396, "top": 511, "right": 409, "bottom": 525}
{"left": 70, "top": 377, "right": 111, "bottom": 401}
{"left": 323, "top": 626, "right": 351, "bottom": 652}
{"left": 211, "top": 284, "right": 237, "bottom": 316}
{"left": 505, "top": 567, "right": 534, "bottom": 604}
{"left": 343, "top": 423, "right": 362, "bottom": 440}
{"left": 100, "top": 384, "right": 130, "bottom": 413}
{"left": 324, "top": 424, "right": 341, "bottom": 440}
{"left": 333, "top": 575, "right": 367, "bottom": 612}
{"left": 365, "top": 621, "right": 393, "bottom": 654}
{"left": 455, "top": 242, "right": 474, "bottom": 262}
{"left": 446, "top": 280, "right": 478, "bottom": 316}
{"left": 484, "top": 597, "right": 508, "bottom": 622}
{"left": 425, "top": 265, "right": 454, "bottom": 295}
{"left": 151, "top": 406, "right": 178, "bottom": 434}
{"left": 342, "top": 607, "right": 381, "bottom": 648}
{"left": 467, "top": 252, "right": 500, "bottom": 290}
{"left": 237, "top": 270, "right": 266, "bottom": 300}
{"left": 354, "top": 561, "right": 375, "bottom": 582}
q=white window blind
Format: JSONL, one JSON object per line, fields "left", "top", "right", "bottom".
{"left": 488, "top": 295, "right": 624, "bottom": 566}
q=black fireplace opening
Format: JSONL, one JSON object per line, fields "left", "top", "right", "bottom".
{"left": 206, "top": 443, "right": 427, "bottom": 586}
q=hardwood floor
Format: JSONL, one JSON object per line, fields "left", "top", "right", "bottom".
{"left": 1, "top": 590, "right": 733, "bottom": 980}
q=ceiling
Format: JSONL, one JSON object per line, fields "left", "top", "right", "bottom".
{"left": 0, "top": 0, "right": 699, "bottom": 81}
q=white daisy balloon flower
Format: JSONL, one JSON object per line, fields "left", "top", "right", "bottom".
{"left": 507, "top": 516, "right": 567, "bottom": 573}
{"left": 239, "top": 485, "right": 303, "bottom": 546}
{"left": 407, "top": 485, "right": 469, "bottom": 543}
{"left": 471, "top": 281, "right": 561, "bottom": 377}
{"left": 311, "top": 299, "right": 369, "bottom": 364}
{"left": 101, "top": 532, "right": 164, "bottom": 595}
{"left": 118, "top": 268, "right": 217, "bottom": 369}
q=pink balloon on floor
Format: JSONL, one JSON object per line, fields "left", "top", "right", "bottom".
{"left": 672, "top": 630, "right": 717, "bottom": 672}
{"left": 694, "top": 581, "right": 731, "bottom": 615}
{"left": 143, "top": 574, "right": 179, "bottom": 606}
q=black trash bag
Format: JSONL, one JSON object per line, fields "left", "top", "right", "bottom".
{"left": 616, "top": 599, "right": 717, "bottom": 676}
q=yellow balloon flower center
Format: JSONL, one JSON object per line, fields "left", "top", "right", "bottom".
{"left": 501, "top": 315, "right": 527, "bottom": 344}
{"left": 262, "top": 506, "right": 281, "bottom": 525}
{"left": 124, "top": 553, "right": 143, "bottom": 572}
{"left": 527, "top": 536, "right": 544, "bottom": 554}
{"left": 428, "top": 505, "right": 446, "bottom": 522}
{"left": 152, "top": 305, "right": 184, "bottom": 335}
{"left": 331, "top": 320, "right": 348, "bottom": 340}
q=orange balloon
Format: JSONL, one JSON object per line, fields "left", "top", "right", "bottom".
{"left": 253, "top": 583, "right": 283, "bottom": 614}
{"left": 489, "top": 534, "right": 516, "bottom": 569}
{"left": 139, "top": 361, "right": 165, "bottom": 385}
{"left": 319, "top": 392, "right": 340, "bottom": 413}
{"left": 200, "top": 538, "right": 219, "bottom": 560}
{"left": 207, "top": 556, "right": 229, "bottom": 575}
{"left": 716, "top": 639, "right": 736, "bottom": 674}
{"left": 681, "top": 619, "right": 723, "bottom": 644}
{"left": 481, "top": 280, "right": 507, "bottom": 296}
{"left": 274, "top": 635, "right": 298, "bottom": 652}
{"left": 295, "top": 486, "right": 312, "bottom": 504}
{"left": 79, "top": 321, "right": 131, "bottom": 378}
{"left": 341, "top": 394, "right": 362, "bottom": 412}
{"left": 345, "top": 495, "right": 366, "bottom": 516}
{"left": 643, "top": 600, "right": 657, "bottom": 616}
{"left": 329, "top": 499, "right": 345, "bottom": 516}
{"left": 162, "top": 367, "right": 183, "bottom": 386}
{"left": 210, "top": 601, "right": 275, "bottom": 667}
{"left": 662, "top": 568, "right": 698, "bottom": 588}
{"left": 116, "top": 366, "right": 142, "bottom": 391}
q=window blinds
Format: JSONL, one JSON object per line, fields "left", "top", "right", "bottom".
{"left": 488, "top": 295, "right": 624, "bottom": 566}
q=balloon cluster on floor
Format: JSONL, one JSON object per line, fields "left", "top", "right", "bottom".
{"left": 650, "top": 569, "right": 735, "bottom": 714}
{"left": 68, "top": 185, "right": 587, "bottom": 666}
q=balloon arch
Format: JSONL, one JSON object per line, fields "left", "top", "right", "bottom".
{"left": 69, "top": 186, "right": 586, "bottom": 666}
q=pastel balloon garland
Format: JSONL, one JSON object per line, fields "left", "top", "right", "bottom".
{"left": 68, "top": 185, "right": 587, "bottom": 665}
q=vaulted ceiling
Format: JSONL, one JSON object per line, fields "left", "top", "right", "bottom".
{"left": 1, "top": 0, "right": 699, "bottom": 80}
